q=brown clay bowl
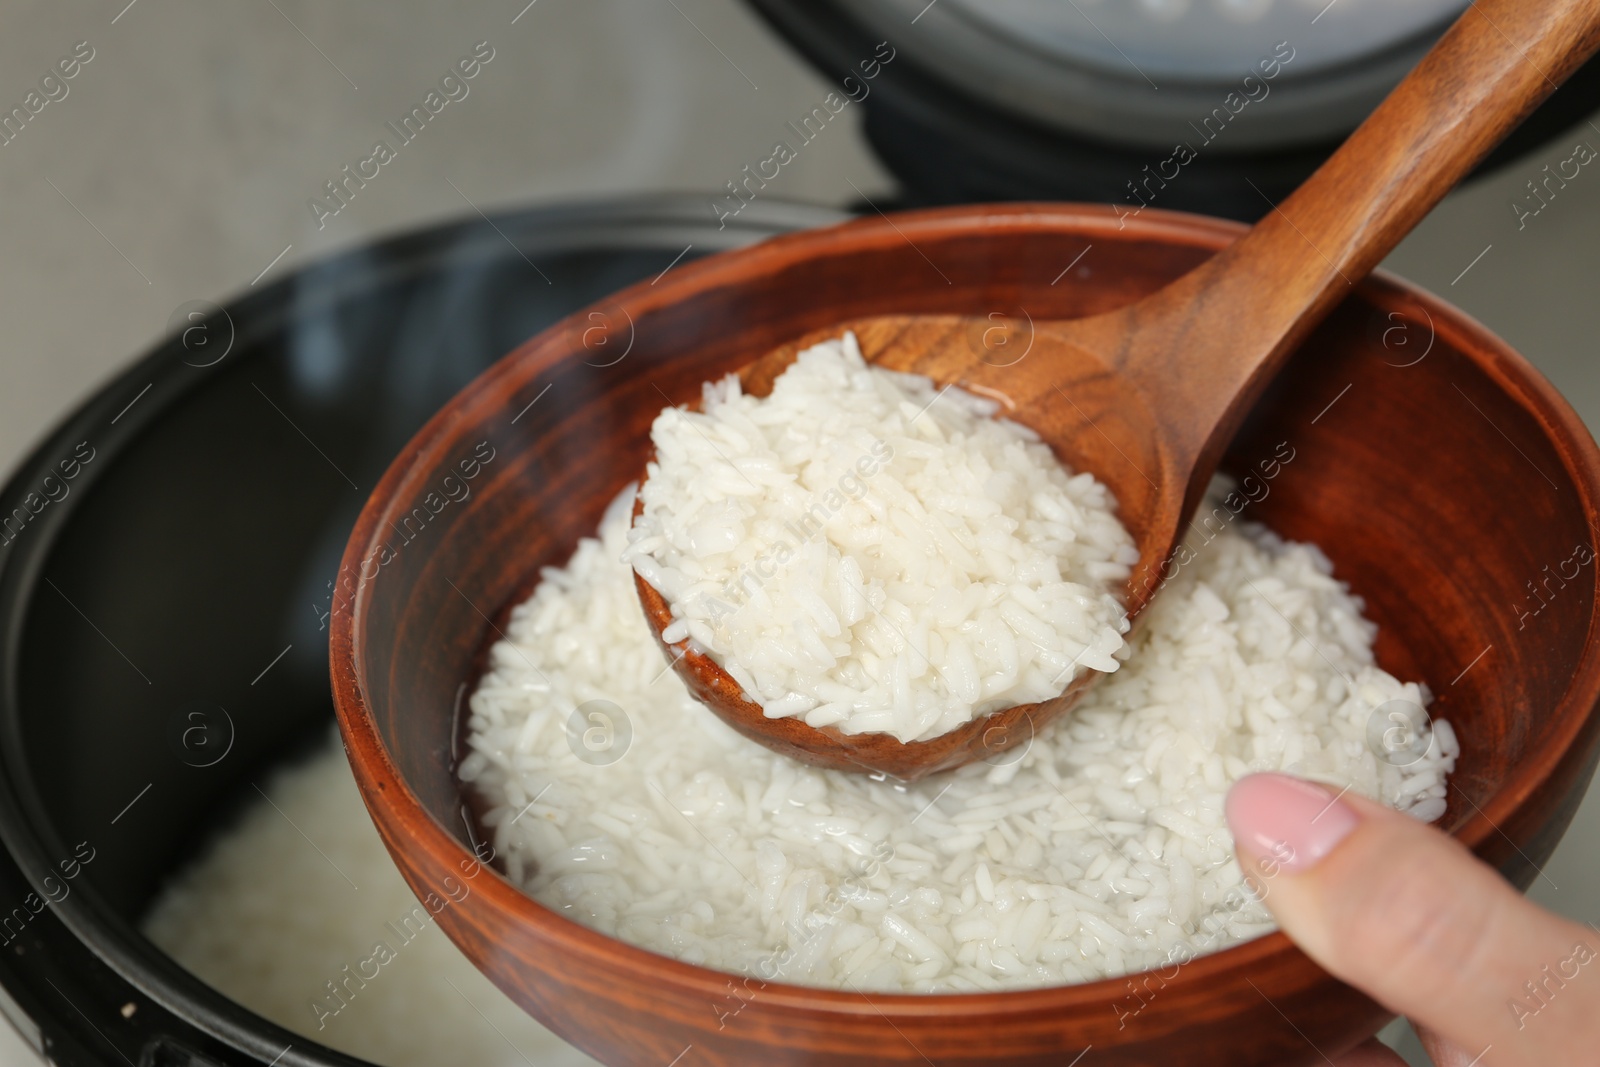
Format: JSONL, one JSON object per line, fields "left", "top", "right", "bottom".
{"left": 330, "top": 203, "right": 1600, "bottom": 1067}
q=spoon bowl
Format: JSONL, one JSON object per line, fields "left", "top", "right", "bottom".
{"left": 632, "top": 315, "right": 1166, "bottom": 780}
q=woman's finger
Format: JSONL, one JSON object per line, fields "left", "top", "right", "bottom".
{"left": 1225, "top": 772, "right": 1600, "bottom": 1067}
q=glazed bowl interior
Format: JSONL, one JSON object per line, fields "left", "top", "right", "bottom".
{"left": 333, "top": 204, "right": 1600, "bottom": 1067}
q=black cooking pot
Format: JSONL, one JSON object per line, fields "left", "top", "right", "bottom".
{"left": 0, "top": 196, "right": 843, "bottom": 1067}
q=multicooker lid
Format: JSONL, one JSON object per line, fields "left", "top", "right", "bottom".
{"left": 746, "top": 0, "right": 1600, "bottom": 215}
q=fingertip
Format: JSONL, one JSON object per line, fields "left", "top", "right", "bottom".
{"left": 1224, "top": 772, "right": 1361, "bottom": 873}
{"left": 1233, "top": 780, "right": 1600, "bottom": 1062}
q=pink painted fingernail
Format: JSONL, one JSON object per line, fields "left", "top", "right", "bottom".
{"left": 1225, "top": 773, "right": 1360, "bottom": 873}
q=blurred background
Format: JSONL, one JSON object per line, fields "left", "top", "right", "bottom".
{"left": 1, "top": 1, "right": 1599, "bottom": 1064}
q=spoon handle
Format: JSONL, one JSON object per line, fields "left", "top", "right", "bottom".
{"left": 1107, "top": 0, "right": 1600, "bottom": 513}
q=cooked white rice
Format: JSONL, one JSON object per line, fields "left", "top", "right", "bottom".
{"left": 143, "top": 731, "right": 598, "bottom": 1067}
{"left": 462, "top": 485, "right": 1457, "bottom": 993}
{"left": 624, "top": 333, "right": 1136, "bottom": 743}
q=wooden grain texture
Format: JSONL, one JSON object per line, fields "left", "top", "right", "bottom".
{"left": 635, "top": 0, "right": 1600, "bottom": 779}
{"left": 331, "top": 199, "right": 1600, "bottom": 1066}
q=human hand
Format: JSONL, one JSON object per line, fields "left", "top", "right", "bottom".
{"left": 1224, "top": 772, "right": 1600, "bottom": 1067}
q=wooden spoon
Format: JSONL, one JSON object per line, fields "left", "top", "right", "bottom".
{"left": 636, "top": 0, "right": 1600, "bottom": 782}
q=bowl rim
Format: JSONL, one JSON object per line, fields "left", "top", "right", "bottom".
{"left": 331, "top": 200, "right": 1600, "bottom": 1021}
